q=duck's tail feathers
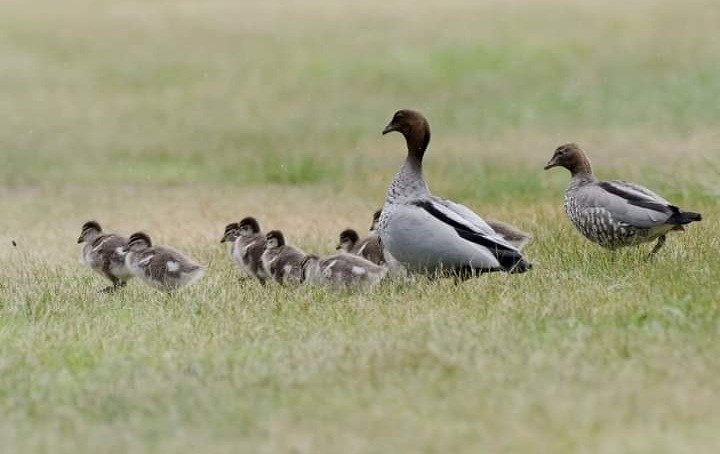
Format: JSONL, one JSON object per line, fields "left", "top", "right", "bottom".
{"left": 668, "top": 208, "right": 702, "bottom": 225}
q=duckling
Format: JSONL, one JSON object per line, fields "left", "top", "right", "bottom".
{"left": 336, "top": 228, "right": 385, "bottom": 265}
{"left": 261, "top": 230, "right": 307, "bottom": 285}
{"left": 122, "top": 232, "right": 205, "bottom": 292}
{"left": 370, "top": 209, "right": 382, "bottom": 232}
{"left": 220, "top": 217, "right": 268, "bottom": 284}
{"left": 544, "top": 143, "right": 702, "bottom": 256}
{"left": 485, "top": 219, "right": 531, "bottom": 250}
{"left": 378, "top": 109, "right": 531, "bottom": 278}
{"left": 77, "top": 221, "right": 133, "bottom": 293}
{"left": 303, "top": 253, "right": 387, "bottom": 289}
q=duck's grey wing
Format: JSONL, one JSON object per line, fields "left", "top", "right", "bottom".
{"left": 584, "top": 180, "right": 676, "bottom": 228}
{"left": 429, "top": 196, "right": 497, "bottom": 236}
{"left": 411, "top": 199, "right": 530, "bottom": 272}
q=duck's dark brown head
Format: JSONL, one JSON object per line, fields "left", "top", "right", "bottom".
{"left": 221, "top": 222, "right": 240, "bottom": 243}
{"left": 265, "top": 230, "right": 285, "bottom": 250}
{"left": 78, "top": 220, "right": 102, "bottom": 243}
{"left": 336, "top": 229, "right": 359, "bottom": 251}
{"left": 239, "top": 217, "right": 261, "bottom": 235}
{"left": 544, "top": 143, "right": 593, "bottom": 176}
{"left": 124, "top": 232, "right": 152, "bottom": 252}
{"left": 370, "top": 209, "right": 382, "bottom": 232}
{"left": 382, "top": 109, "right": 431, "bottom": 160}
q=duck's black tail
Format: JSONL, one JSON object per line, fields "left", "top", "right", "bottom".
{"left": 668, "top": 207, "right": 702, "bottom": 225}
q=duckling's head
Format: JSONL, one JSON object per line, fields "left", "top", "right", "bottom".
{"left": 239, "top": 217, "right": 261, "bottom": 237}
{"left": 544, "top": 143, "right": 593, "bottom": 176}
{"left": 382, "top": 109, "right": 431, "bottom": 159}
{"left": 370, "top": 210, "right": 382, "bottom": 232}
{"left": 336, "top": 229, "right": 359, "bottom": 251}
{"left": 78, "top": 221, "right": 102, "bottom": 243}
{"left": 220, "top": 223, "right": 240, "bottom": 243}
{"left": 124, "top": 232, "right": 152, "bottom": 253}
{"left": 265, "top": 230, "right": 285, "bottom": 250}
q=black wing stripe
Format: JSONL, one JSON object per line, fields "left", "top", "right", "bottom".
{"left": 598, "top": 182, "right": 671, "bottom": 213}
{"left": 411, "top": 200, "right": 515, "bottom": 252}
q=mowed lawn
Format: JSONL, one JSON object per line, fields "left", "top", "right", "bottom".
{"left": 1, "top": 0, "right": 720, "bottom": 452}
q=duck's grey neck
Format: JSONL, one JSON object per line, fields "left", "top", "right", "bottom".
{"left": 568, "top": 172, "right": 596, "bottom": 190}
{"left": 386, "top": 156, "right": 429, "bottom": 203}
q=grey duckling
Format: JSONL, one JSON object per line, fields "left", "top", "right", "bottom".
{"left": 261, "top": 230, "right": 307, "bottom": 285}
{"left": 77, "top": 221, "right": 133, "bottom": 293}
{"left": 122, "top": 232, "right": 205, "bottom": 292}
{"left": 303, "top": 253, "right": 387, "bottom": 289}
{"left": 485, "top": 219, "right": 531, "bottom": 250}
{"left": 336, "top": 227, "right": 385, "bottom": 266}
{"left": 220, "top": 217, "right": 268, "bottom": 284}
{"left": 378, "top": 109, "right": 531, "bottom": 278}
{"left": 544, "top": 143, "right": 702, "bottom": 255}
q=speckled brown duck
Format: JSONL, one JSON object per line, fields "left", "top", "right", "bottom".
{"left": 544, "top": 143, "right": 702, "bottom": 255}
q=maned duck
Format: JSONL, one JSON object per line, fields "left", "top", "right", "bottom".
{"left": 122, "top": 232, "right": 205, "bottom": 292}
{"left": 303, "top": 252, "right": 387, "bottom": 289}
{"left": 377, "top": 109, "right": 532, "bottom": 278}
{"left": 220, "top": 217, "right": 268, "bottom": 284}
{"left": 261, "top": 230, "right": 307, "bottom": 284}
{"left": 77, "top": 221, "right": 133, "bottom": 293}
{"left": 544, "top": 143, "right": 702, "bottom": 255}
{"left": 336, "top": 216, "right": 385, "bottom": 266}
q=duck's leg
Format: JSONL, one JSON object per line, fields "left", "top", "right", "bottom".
{"left": 99, "top": 276, "right": 122, "bottom": 294}
{"left": 647, "top": 235, "right": 667, "bottom": 259}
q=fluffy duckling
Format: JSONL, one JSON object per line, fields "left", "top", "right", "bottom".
{"left": 303, "top": 253, "right": 387, "bottom": 289}
{"left": 378, "top": 109, "right": 531, "bottom": 278}
{"left": 485, "top": 219, "right": 531, "bottom": 250}
{"left": 77, "top": 221, "right": 133, "bottom": 293}
{"left": 544, "top": 143, "right": 702, "bottom": 255}
{"left": 122, "top": 232, "right": 205, "bottom": 292}
{"left": 370, "top": 209, "right": 382, "bottom": 232}
{"left": 261, "top": 230, "right": 307, "bottom": 285}
{"left": 220, "top": 217, "right": 268, "bottom": 284}
{"left": 336, "top": 226, "right": 385, "bottom": 265}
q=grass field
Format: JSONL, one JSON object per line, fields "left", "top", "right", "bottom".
{"left": 1, "top": 0, "right": 720, "bottom": 452}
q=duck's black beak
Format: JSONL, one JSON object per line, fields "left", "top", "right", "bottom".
{"left": 77, "top": 236, "right": 83, "bottom": 243}
{"left": 335, "top": 243, "right": 342, "bottom": 250}
{"left": 120, "top": 246, "right": 129, "bottom": 253}
{"left": 543, "top": 157, "right": 558, "bottom": 170}
{"left": 382, "top": 123, "right": 397, "bottom": 135}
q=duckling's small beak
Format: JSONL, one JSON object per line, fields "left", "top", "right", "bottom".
{"left": 77, "top": 237, "right": 83, "bottom": 243}
{"left": 220, "top": 236, "right": 227, "bottom": 243}
{"left": 120, "top": 246, "right": 129, "bottom": 253}
{"left": 382, "top": 123, "right": 397, "bottom": 135}
{"left": 543, "top": 157, "right": 558, "bottom": 170}
{"left": 335, "top": 243, "right": 342, "bottom": 250}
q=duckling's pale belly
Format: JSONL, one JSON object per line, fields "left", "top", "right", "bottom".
{"left": 564, "top": 196, "right": 672, "bottom": 249}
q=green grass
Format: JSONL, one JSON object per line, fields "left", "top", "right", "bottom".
{"left": 1, "top": 0, "right": 720, "bottom": 452}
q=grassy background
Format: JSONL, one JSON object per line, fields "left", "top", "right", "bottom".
{"left": 1, "top": 0, "right": 719, "bottom": 452}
